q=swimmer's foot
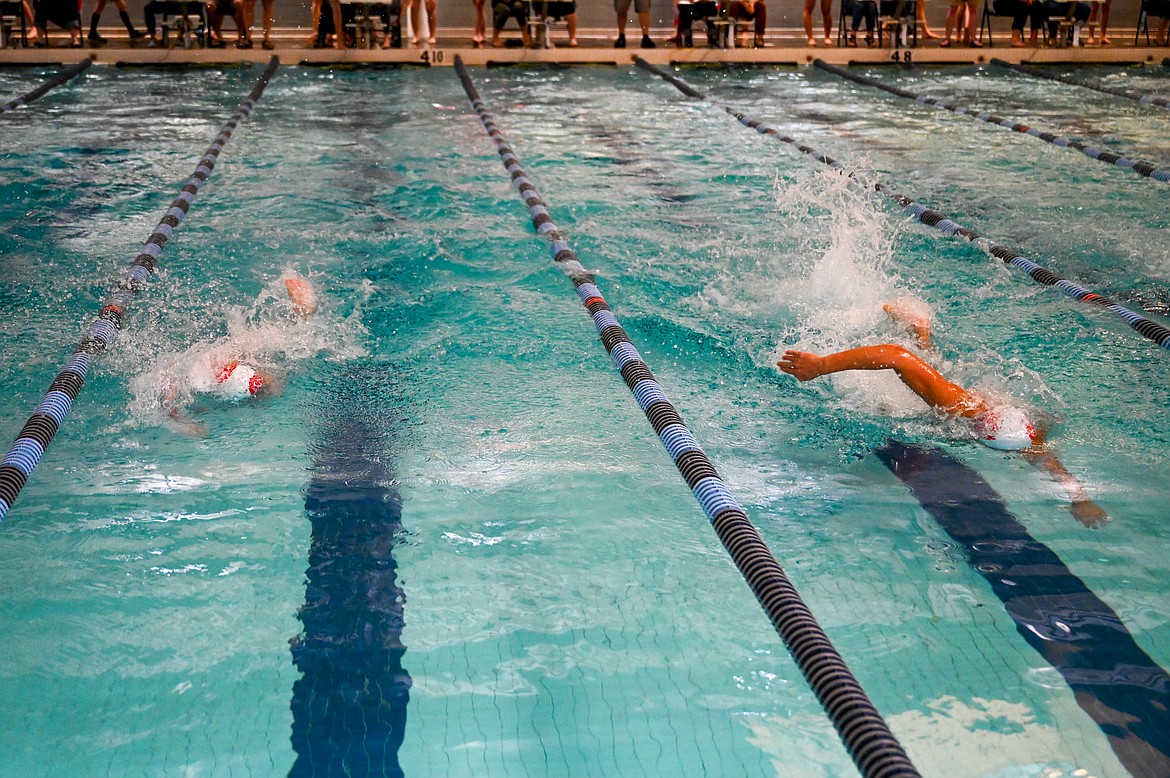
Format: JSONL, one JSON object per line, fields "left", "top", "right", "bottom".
{"left": 776, "top": 350, "right": 827, "bottom": 382}
{"left": 883, "top": 299, "right": 934, "bottom": 350}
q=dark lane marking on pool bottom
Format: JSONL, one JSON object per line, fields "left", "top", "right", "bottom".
{"left": 876, "top": 441, "right": 1170, "bottom": 778}
{"left": 290, "top": 416, "right": 410, "bottom": 778}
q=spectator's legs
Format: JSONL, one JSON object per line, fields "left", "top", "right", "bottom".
{"left": 802, "top": 0, "right": 817, "bottom": 43}
{"left": 566, "top": 10, "right": 577, "bottom": 44}
{"left": 424, "top": 0, "right": 436, "bottom": 43}
{"left": 330, "top": 0, "right": 346, "bottom": 47}
{"left": 472, "top": 0, "right": 486, "bottom": 43}
{"left": 88, "top": 0, "right": 109, "bottom": 43}
{"left": 917, "top": 0, "right": 937, "bottom": 38}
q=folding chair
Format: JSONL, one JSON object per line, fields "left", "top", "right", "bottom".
{"left": 1135, "top": 0, "right": 1151, "bottom": 44}
{"left": 158, "top": 1, "right": 208, "bottom": 48}
{"left": 879, "top": 0, "right": 917, "bottom": 46}
{"left": 0, "top": 0, "right": 29, "bottom": 46}
{"left": 978, "top": 0, "right": 1016, "bottom": 44}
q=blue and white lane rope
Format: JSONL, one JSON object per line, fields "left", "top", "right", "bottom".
{"left": 813, "top": 59, "right": 1170, "bottom": 185}
{"left": 634, "top": 58, "right": 1170, "bottom": 351}
{"left": 453, "top": 55, "right": 922, "bottom": 778}
{"left": 1, "top": 57, "right": 93, "bottom": 114}
{"left": 990, "top": 58, "right": 1170, "bottom": 111}
{"left": 0, "top": 56, "right": 280, "bottom": 523}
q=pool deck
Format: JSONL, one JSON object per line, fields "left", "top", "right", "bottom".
{"left": 2, "top": 26, "right": 1168, "bottom": 67}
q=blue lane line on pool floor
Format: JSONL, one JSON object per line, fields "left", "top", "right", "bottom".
{"left": 0, "top": 56, "right": 280, "bottom": 524}
{"left": 454, "top": 55, "right": 921, "bottom": 778}
{"left": 814, "top": 59, "right": 1170, "bottom": 185}
{"left": 877, "top": 440, "right": 1170, "bottom": 778}
{"left": 1, "top": 56, "right": 92, "bottom": 114}
{"left": 290, "top": 384, "right": 410, "bottom": 778}
{"left": 990, "top": 59, "right": 1170, "bottom": 111}
{"left": 633, "top": 58, "right": 1170, "bottom": 352}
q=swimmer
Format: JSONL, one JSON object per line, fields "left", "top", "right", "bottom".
{"left": 777, "top": 301, "right": 1109, "bottom": 528}
{"left": 160, "top": 272, "right": 317, "bottom": 437}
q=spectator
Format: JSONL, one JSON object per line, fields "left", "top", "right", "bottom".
{"left": 491, "top": 0, "right": 530, "bottom": 46}
{"left": 87, "top": 0, "right": 145, "bottom": 44}
{"left": 206, "top": 0, "right": 246, "bottom": 45}
{"left": 1085, "top": 0, "right": 1109, "bottom": 44}
{"left": 242, "top": 0, "right": 275, "bottom": 48}
{"left": 32, "top": 0, "right": 82, "bottom": 46}
{"left": 728, "top": 0, "right": 766, "bottom": 46}
{"left": 614, "top": 0, "right": 654, "bottom": 48}
{"left": 941, "top": 0, "right": 980, "bottom": 45}
{"left": 471, "top": 0, "right": 487, "bottom": 45}
{"left": 803, "top": 0, "right": 832, "bottom": 45}
{"left": 400, "top": 0, "right": 436, "bottom": 45}
{"left": 308, "top": 0, "right": 348, "bottom": 48}
{"left": 985, "top": 0, "right": 1044, "bottom": 46}
{"left": 846, "top": 0, "right": 876, "bottom": 45}
{"left": 1144, "top": 0, "right": 1167, "bottom": 44}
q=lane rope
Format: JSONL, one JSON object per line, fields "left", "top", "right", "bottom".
{"left": 0, "top": 56, "right": 280, "bottom": 523}
{"left": 813, "top": 59, "right": 1170, "bottom": 184}
{"left": 453, "top": 55, "right": 922, "bottom": 778}
{"left": 634, "top": 57, "right": 1170, "bottom": 351}
{"left": 2, "top": 57, "right": 94, "bottom": 114}
{"left": 990, "top": 58, "right": 1170, "bottom": 110}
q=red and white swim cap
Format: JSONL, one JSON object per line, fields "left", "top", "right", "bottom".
{"left": 977, "top": 406, "right": 1037, "bottom": 451}
{"left": 215, "top": 362, "right": 264, "bottom": 400}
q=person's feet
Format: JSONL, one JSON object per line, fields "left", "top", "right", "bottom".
{"left": 777, "top": 351, "right": 826, "bottom": 382}
{"left": 640, "top": 33, "right": 654, "bottom": 48}
{"left": 87, "top": 30, "right": 107, "bottom": 44}
{"left": 806, "top": 36, "right": 816, "bottom": 46}
{"left": 614, "top": 32, "right": 626, "bottom": 47}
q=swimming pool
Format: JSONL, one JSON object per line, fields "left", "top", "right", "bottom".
{"left": 1, "top": 60, "right": 1169, "bottom": 777}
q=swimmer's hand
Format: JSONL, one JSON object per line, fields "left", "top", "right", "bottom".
{"left": 777, "top": 351, "right": 825, "bottom": 382}
{"left": 284, "top": 275, "right": 318, "bottom": 320}
{"left": 1071, "top": 499, "right": 1110, "bottom": 530}
{"left": 166, "top": 416, "right": 209, "bottom": 438}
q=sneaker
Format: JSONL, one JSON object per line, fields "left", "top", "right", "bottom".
{"left": 87, "top": 30, "right": 107, "bottom": 44}
{"left": 640, "top": 34, "right": 655, "bottom": 48}
{"left": 129, "top": 29, "right": 146, "bottom": 40}
{"left": 614, "top": 33, "right": 626, "bottom": 48}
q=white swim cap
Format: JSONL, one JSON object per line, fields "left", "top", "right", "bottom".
{"left": 214, "top": 362, "right": 264, "bottom": 400}
{"left": 977, "top": 406, "right": 1037, "bottom": 451}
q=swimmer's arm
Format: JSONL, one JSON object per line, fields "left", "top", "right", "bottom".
{"left": 161, "top": 381, "right": 208, "bottom": 438}
{"left": 1022, "top": 446, "right": 1109, "bottom": 529}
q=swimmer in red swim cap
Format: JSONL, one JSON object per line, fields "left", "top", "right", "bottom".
{"left": 776, "top": 300, "right": 1108, "bottom": 528}
{"left": 159, "top": 271, "right": 316, "bottom": 437}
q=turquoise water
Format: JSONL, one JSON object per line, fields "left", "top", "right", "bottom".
{"left": 1, "top": 62, "right": 1169, "bottom": 777}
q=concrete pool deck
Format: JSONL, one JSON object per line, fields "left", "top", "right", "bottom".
{"left": 2, "top": 26, "right": 1168, "bottom": 67}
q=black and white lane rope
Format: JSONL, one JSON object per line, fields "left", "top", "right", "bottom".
{"left": 0, "top": 57, "right": 280, "bottom": 523}
{"left": 634, "top": 58, "right": 1170, "bottom": 351}
{"left": 813, "top": 59, "right": 1170, "bottom": 184}
{"left": 990, "top": 58, "right": 1170, "bottom": 111}
{"left": 454, "top": 55, "right": 922, "bottom": 778}
{"left": 1, "top": 56, "right": 93, "bottom": 114}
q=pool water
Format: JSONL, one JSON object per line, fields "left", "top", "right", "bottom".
{"left": 1, "top": 61, "right": 1169, "bottom": 777}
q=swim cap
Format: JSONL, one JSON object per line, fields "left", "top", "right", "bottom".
{"left": 215, "top": 362, "right": 264, "bottom": 400}
{"left": 977, "top": 407, "right": 1037, "bottom": 451}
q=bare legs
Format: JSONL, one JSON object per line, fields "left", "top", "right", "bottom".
{"left": 802, "top": 0, "right": 832, "bottom": 45}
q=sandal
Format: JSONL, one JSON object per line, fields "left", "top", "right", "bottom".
{"left": 938, "top": 39, "right": 950, "bottom": 47}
